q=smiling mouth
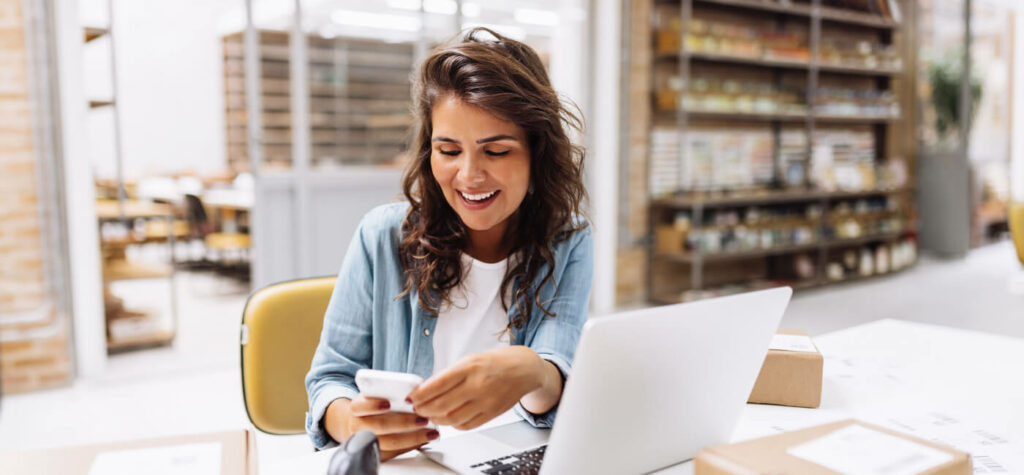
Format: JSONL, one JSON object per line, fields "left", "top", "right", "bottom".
{"left": 458, "top": 190, "right": 500, "bottom": 206}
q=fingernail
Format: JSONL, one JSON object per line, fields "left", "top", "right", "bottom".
{"left": 415, "top": 416, "right": 428, "bottom": 426}
{"left": 379, "top": 401, "right": 390, "bottom": 410}
{"left": 427, "top": 430, "right": 439, "bottom": 441}
{"left": 405, "top": 397, "right": 413, "bottom": 404}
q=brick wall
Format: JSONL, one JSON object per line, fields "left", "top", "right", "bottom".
{"left": 615, "top": 0, "right": 654, "bottom": 307}
{"left": 0, "top": 0, "right": 73, "bottom": 394}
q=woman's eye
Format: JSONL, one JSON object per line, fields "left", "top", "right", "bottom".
{"left": 439, "top": 149, "right": 460, "bottom": 156}
{"left": 486, "top": 150, "right": 510, "bottom": 157}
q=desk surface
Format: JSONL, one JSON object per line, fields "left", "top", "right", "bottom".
{"left": 264, "top": 319, "right": 1024, "bottom": 474}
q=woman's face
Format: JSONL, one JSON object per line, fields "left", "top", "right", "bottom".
{"left": 430, "top": 95, "right": 530, "bottom": 235}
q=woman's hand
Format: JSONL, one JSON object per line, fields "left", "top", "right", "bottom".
{"left": 324, "top": 395, "right": 438, "bottom": 461}
{"left": 407, "top": 346, "right": 563, "bottom": 431}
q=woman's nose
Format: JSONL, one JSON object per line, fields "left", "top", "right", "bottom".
{"left": 456, "top": 153, "right": 486, "bottom": 184}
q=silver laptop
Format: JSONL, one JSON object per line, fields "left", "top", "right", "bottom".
{"left": 421, "top": 286, "right": 792, "bottom": 475}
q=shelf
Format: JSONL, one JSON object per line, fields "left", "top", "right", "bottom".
{"left": 107, "top": 329, "right": 175, "bottom": 353}
{"left": 820, "top": 6, "right": 899, "bottom": 29}
{"left": 656, "top": 241, "right": 821, "bottom": 263}
{"left": 666, "top": 51, "right": 902, "bottom": 77}
{"left": 651, "top": 188, "right": 910, "bottom": 208}
{"left": 817, "top": 62, "right": 903, "bottom": 76}
{"left": 651, "top": 279, "right": 818, "bottom": 305}
{"left": 692, "top": 0, "right": 812, "bottom": 17}
{"left": 657, "top": 109, "right": 899, "bottom": 124}
{"left": 665, "top": 110, "right": 810, "bottom": 123}
{"left": 103, "top": 260, "right": 173, "bottom": 282}
{"left": 824, "top": 232, "right": 907, "bottom": 248}
{"left": 671, "top": 51, "right": 811, "bottom": 70}
{"left": 814, "top": 113, "right": 900, "bottom": 123}
{"left": 690, "top": 0, "right": 898, "bottom": 29}
{"left": 655, "top": 231, "right": 909, "bottom": 264}
{"left": 84, "top": 27, "right": 108, "bottom": 43}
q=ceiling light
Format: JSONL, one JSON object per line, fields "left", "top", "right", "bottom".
{"left": 514, "top": 8, "right": 559, "bottom": 27}
{"left": 385, "top": 0, "right": 458, "bottom": 15}
{"left": 330, "top": 9, "right": 422, "bottom": 32}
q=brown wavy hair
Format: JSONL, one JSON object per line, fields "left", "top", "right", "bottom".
{"left": 398, "top": 27, "right": 587, "bottom": 330}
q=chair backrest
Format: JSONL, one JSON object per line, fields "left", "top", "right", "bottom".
{"left": 241, "top": 276, "right": 336, "bottom": 434}
{"left": 1011, "top": 201, "right": 1024, "bottom": 266}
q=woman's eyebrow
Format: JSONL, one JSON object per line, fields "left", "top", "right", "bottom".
{"left": 431, "top": 135, "right": 519, "bottom": 144}
{"left": 476, "top": 135, "right": 518, "bottom": 144}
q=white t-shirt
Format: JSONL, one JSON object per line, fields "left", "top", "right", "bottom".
{"left": 431, "top": 253, "right": 512, "bottom": 374}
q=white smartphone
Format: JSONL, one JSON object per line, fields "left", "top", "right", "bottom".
{"left": 354, "top": 369, "right": 423, "bottom": 414}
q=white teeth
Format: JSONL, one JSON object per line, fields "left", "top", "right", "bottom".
{"left": 460, "top": 190, "right": 497, "bottom": 201}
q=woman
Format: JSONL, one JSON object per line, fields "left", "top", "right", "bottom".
{"left": 305, "top": 28, "right": 593, "bottom": 460}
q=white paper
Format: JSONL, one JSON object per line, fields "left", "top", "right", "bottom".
{"left": 88, "top": 442, "right": 221, "bottom": 475}
{"left": 770, "top": 334, "right": 818, "bottom": 353}
{"left": 787, "top": 424, "right": 953, "bottom": 475}
{"left": 864, "top": 410, "right": 1024, "bottom": 474}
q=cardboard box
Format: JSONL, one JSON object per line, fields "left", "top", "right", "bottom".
{"left": 0, "top": 429, "right": 257, "bottom": 475}
{"left": 656, "top": 225, "right": 687, "bottom": 254}
{"left": 748, "top": 329, "right": 823, "bottom": 408}
{"left": 696, "top": 419, "right": 972, "bottom": 475}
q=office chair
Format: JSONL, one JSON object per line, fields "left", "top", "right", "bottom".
{"left": 240, "top": 276, "right": 336, "bottom": 434}
{"left": 183, "top": 194, "right": 251, "bottom": 272}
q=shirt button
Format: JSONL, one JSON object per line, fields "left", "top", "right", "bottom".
{"left": 423, "top": 328, "right": 430, "bottom": 336}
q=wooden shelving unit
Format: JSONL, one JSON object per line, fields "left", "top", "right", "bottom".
{"left": 644, "top": 0, "right": 916, "bottom": 304}
{"left": 96, "top": 200, "right": 179, "bottom": 353}
{"left": 222, "top": 31, "right": 414, "bottom": 173}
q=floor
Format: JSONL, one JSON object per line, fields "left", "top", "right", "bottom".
{"left": 1, "top": 240, "right": 1022, "bottom": 465}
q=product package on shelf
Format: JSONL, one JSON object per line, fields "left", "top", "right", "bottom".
{"left": 811, "top": 127, "right": 877, "bottom": 191}
{"left": 650, "top": 127, "right": 774, "bottom": 194}
{"left": 683, "top": 205, "right": 821, "bottom": 254}
{"left": 650, "top": 128, "right": 682, "bottom": 196}
{"left": 748, "top": 329, "right": 823, "bottom": 408}
{"left": 779, "top": 128, "right": 809, "bottom": 187}
{"left": 695, "top": 419, "right": 972, "bottom": 475}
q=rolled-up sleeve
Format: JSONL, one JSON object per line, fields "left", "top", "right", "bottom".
{"left": 304, "top": 220, "right": 376, "bottom": 450}
{"left": 516, "top": 228, "right": 594, "bottom": 427}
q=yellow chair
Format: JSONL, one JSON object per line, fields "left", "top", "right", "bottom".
{"left": 241, "top": 276, "right": 336, "bottom": 434}
{"left": 1011, "top": 201, "right": 1024, "bottom": 266}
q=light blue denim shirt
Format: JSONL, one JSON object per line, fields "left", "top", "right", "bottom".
{"left": 305, "top": 202, "right": 593, "bottom": 449}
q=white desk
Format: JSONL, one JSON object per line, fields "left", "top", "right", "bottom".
{"left": 264, "top": 319, "right": 1024, "bottom": 474}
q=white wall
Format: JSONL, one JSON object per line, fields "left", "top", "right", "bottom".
{"left": 56, "top": 0, "right": 106, "bottom": 378}
{"left": 81, "top": 0, "right": 230, "bottom": 181}
{"left": 1013, "top": 11, "right": 1024, "bottom": 201}
{"left": 588, "top": 0, "right": 621, "bottom": 315}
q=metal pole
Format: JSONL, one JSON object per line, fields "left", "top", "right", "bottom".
{"left": 455, "top": 0, "right": 463, "bottom": 34}
{"left": 960, "top": 0, "right": 972, "bottom": 158}
{"left": 243, "top": 0, "right": 264, "bottom": 286}
{"left": 107, "top": 0, "right": 126, "bottom": 217}
{"left": 291, "top": 0, "right": 311, "bottom": 277}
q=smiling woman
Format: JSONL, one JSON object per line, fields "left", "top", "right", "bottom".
{"left": 304, "top": 27, "right": 593, "bottom": 460}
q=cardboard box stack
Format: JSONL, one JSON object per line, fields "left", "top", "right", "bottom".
{"left": 695, "top": 419, "right": 972, "bottom": 475}
{"left": 748, "top": 329, "right": 823, "bottom": 408}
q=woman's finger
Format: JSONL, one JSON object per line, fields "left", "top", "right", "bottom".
{"left": 349, "top": 395, "right": 393, "bottom": 416}
{"left": 412, "top": 381, "right": 472, "bottom": 418}
{"left": 453, "top": 411, "right": 493, "bottom": 431}
{"left": 356, "top": 412, "right": 431, "bottom": 435}
{"left": 433, "top": 401, "right": 480, "bottom": 428}
{"left": 407, "top": 366, "right": 467, "bottom": 406}
{"left": 377, "top": 428, "right": 440, "bottom": 452}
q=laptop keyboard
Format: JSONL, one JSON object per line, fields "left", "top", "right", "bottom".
{"left": 469, "top": 445, "right": 547, "bottom": 474}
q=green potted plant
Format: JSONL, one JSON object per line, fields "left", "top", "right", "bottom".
{"left": 917, "top": 52, "right": 982, "bottom": 258}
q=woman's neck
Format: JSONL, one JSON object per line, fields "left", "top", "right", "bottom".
{"left": 465, "top": 221, "right": 510, "bottom": 264}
